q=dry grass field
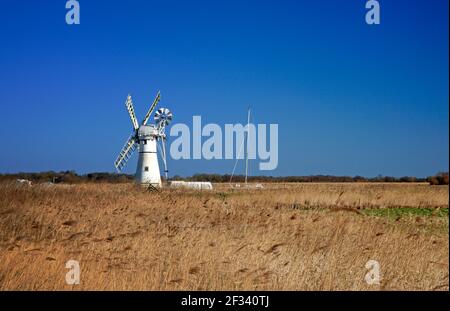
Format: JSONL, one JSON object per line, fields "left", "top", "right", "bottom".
{"left": 0, "top": 182, "right": 448, "bottom": 290}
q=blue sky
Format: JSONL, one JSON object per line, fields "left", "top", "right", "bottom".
{"left": 0, "top": 0, "right": 448, "bottom": 177}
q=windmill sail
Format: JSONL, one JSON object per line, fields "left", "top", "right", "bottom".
{"left": 114, "top": 134, "right": 138, "bottom": 172}
{"left": 125, "top": 95, "right": 139, "bottom": 130}
{"left": 141, "top": 91, "right": 161, "bottom": 126}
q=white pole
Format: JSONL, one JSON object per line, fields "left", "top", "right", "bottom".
{"left": 162, "top": 137, "right": 169, "bottom": 181}
{"left": 245, "top": 107, "right": 250, "bottom": 184}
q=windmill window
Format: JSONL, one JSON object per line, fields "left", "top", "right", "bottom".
{"left": 144, "top": 167, "right": 149, "bottom": 172}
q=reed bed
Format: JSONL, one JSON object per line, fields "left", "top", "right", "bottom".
{"left": 0, "top": 182, "right": 447, "bottom": 290}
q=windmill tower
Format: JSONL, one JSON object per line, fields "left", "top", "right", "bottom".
{"left": 114, "top": 91, "right": 173, "bottom": 187}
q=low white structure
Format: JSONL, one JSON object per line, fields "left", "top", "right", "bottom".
{"left": 16, "top": 179, "right": 32, "bottom": 187}
{"left": 230, "top": 183, "right": 264, "bottom": 189}
{"left": 169, "top": 181, "right": 213, "bottom": 190}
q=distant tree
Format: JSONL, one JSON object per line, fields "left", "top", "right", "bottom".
{"left": 427, "top": 172, "right": 449, "bottom": 185}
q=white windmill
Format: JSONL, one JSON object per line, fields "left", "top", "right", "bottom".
{"left": 114, "top": 91, "right": 173, "bottom": 187}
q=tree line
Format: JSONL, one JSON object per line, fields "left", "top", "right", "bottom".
{"left": 0, "top": 171, "right": 448, "bottom": 185}
{"left": 177, "top": 172, "right": 448, "bottom": 185}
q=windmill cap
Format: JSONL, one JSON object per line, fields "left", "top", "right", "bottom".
{"left": 138, "top": 125, "right": 158, "bottom": 137}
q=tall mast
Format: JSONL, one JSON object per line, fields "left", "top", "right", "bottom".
{"left": 245, "top": 107, "right": 251, "bottom": 184}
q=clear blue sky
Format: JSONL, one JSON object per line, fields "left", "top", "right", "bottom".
{"left": 0, "top": 0, "right": 448, "bottom": 177}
